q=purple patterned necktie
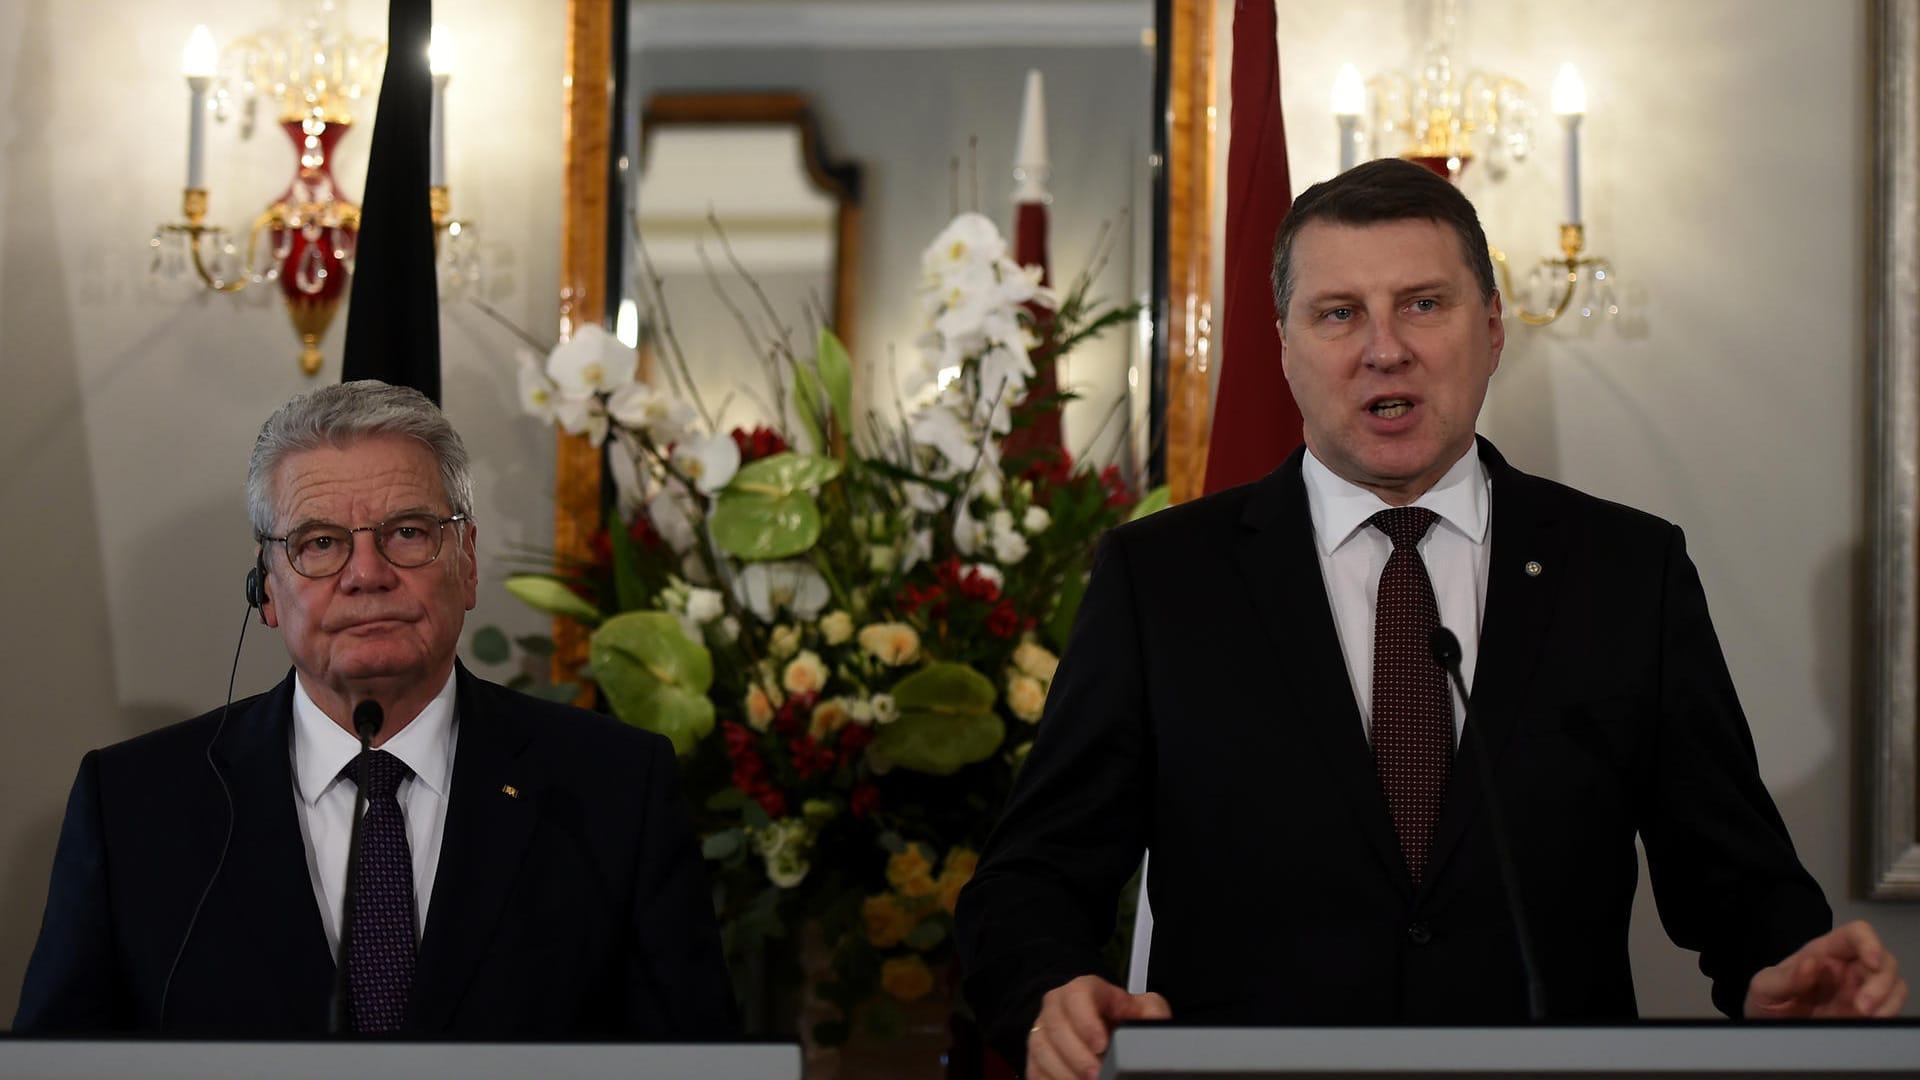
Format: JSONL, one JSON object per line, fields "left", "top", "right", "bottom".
{"left": 343, "top": 749, "right": 417, "bottom": 1032}
{"left": 1368, "top": 507, "right": 1453, "bottom": 884}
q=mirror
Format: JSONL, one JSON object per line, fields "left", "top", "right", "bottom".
{"left": 613, "top": 0, "right": 1162, "bottom": 469}
{"left": 630, "top": 92, "right": 860, "bottom": 437}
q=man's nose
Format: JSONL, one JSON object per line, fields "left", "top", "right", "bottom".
{"left": 339, "top": 531, "right": 399, "bottom": 590}
{"left": 1363, "top": 317, "right": 1412, "bottom": 370}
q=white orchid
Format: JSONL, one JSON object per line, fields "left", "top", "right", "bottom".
{"left": 734, "top": 560, "right": 831, "bottom": 623}
{"left": 908, "top": 398, "right": 979, "bottom": 475}
{"left": 517, "top": 350, "right": 560, "bottom": 424}
{"left": 607, "top": 381, "right": 697, "bottom": 443}
{"left": 922, "top": 212, "right": 1007, "bottom": 284}
{"left": 671, "top": 432, "right": 742, "bottom": 495}
{"left": 646, "top": 488, "right": 700, "bottom": 554}
{"left": 552, "top": 394, "right": 611, "bottom": 448}
{"left": 546, "top": 323, "right": 637, "bottom": 398}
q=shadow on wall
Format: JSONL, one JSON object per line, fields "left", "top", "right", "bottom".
{"left": 0, "top": 0, "right": 137, "bottom": 1022}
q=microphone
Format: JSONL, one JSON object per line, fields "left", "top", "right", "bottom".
{"left": 328, "top": 700, "right": 383, "bottom": 1034}
{"left": 1429, "top": 627, "right": 1547, "bottom": 1022}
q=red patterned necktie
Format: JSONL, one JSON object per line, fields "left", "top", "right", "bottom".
{"left": 1368, "top": 506, "right": 1453, "bottom": 884}
{"left": 343, "top": 749, "right": 418, "bottom": 1032}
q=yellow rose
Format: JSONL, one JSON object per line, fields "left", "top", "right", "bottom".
{"left": 809, "top": 697, "right": 852, "bottom": 740}
{"left": 768, "top": 624, "right": 802, "bottom": 660}
{"left": 887, "top": 845, "right": 938, "bottom": 898}
{"left": 744, "top": 683, "right": 782, "bottom": 732}
{"left": 1006, "top": 673, "right": 1047, "bottom": 723}
{"left": 819, "top": 610, "right": 855, "bottom": 646}
{"left": 862, "top": 893, "right": 914, "bottom": 948}
{"left": 858, "top": 622, "right": 922, "bottom": 666}
{"left": 1012, "top": 641, "right": 1059, "bottom": 682}
{"left": 782, "top": 650, "right": 830, "bottom": 696}
{"left": 937, "top": 848, "right": 979, "bottom": 914}
{"left": 881, "top": 954, "right": 935, "bottom": 1002}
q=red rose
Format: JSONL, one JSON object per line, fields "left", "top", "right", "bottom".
{"left": 985, "top": 599, "right": 1022, "bottom": 639}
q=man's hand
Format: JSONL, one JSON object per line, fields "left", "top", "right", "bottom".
{"left": 1025, "top": 975, "right": 1172, "bottom": 1080}
{"left": 1744, "top": 920, "right": 1908, "bottom": 1019}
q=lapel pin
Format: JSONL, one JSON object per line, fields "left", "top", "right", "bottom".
{"left": 501, "top": 784, "right": 520, "bottom": 799}
{"left": 1523, "top": 560, "right": 1543, "bottom": 578}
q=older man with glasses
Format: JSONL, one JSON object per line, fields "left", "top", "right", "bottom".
{"left": 15, "top": 380, "right": 738, "bottom": 1039}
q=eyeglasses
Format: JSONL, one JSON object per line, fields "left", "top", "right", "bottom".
{"left": 259, "top": 513, "right": 468, "bottom": 579}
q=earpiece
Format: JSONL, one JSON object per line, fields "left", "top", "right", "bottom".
{"left": 244, "top": 554, "right": 269, "bottom": 624}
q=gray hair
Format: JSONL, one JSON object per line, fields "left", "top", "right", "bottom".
{"left": 246, "top": 380, "right": 475, "bottom": 537}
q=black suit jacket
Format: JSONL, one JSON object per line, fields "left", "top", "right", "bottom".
{"left": 955, "top": 440, "right": 1830, "bottom": 1066}
{"left": 14, "top": 663, "right": 738, "bottom": 1037}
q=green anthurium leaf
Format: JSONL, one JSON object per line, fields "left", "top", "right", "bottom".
{"left": 728, "top": 451, "right": 844, "bottom": 497}
{"left": 873, "top": 662, "right": 1002, "bottom": 775}
{"left": 591, "top": 634, "right": 716, "bottom": 756}
{"left": 709, "top": 490, "right": 822, "bottom": 560}
{"left": 591, "top": 611, "right": 713, "bottom": 691}
{"left": 889, "top": 661, "right": 997, "bottom": 713}
{"left": 470, "top": 625, "right": 510, "bottom": 665}
{"left": 817, "top": 329, "right": 854, "bottom": 443}
{"left": 789, "top": 359, "right": 829, "bottom": 456}
{"left": 1129, "top": 484, "right": 1172, "bottom": 521}
{"left": 504, "top": 574, "right": 604, "bottom": 625}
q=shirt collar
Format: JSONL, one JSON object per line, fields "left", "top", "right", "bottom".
{"left": 1303, "top": 442, "right": 1491, "bottom": 557}
{"left": 291, "top": 671, "right": 458, "bottom": 806}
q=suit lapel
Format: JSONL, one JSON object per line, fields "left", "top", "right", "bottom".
{"left": 1424, "top": 439, "right": 1565, "bottom": 886}
{"left": 410, "top": 664, "right": 540, "bottom": 1030}
{"left": 1234, "top": 451, "right": 1411, "bottom": 895}
{"left": 210, "top": 673, "right": 336, "bottom": 1027}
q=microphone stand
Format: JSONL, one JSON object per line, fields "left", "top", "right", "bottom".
{"left": 1429, "top": 628, "right": 1546, "bottom": 1021}
{"left": 327, "top": 700, "right": 384, "bottom": 1035}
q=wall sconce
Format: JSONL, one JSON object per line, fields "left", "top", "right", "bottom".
{"left": 1331, "top": 0, "right": 1619, "bottom": 328}
{"left": 150, "top": 3, "right": 479, "bottom": 375}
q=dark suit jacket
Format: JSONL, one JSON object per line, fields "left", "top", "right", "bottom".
{"left": 14, "top": 663, "right": 738, "bottom": 1037}
{"left": 955, "top": 440, "right": 1830, "bottom": 1066}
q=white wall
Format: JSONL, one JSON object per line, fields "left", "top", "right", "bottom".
{"left": 1261, "top": 0, "right": 1919, "bottom": 1014}
{"left": 0, "top": 0, "right": 560, "bottom": 1019}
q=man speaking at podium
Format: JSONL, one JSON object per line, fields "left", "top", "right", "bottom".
{"left": 955, "top": 159, "right": 1907, "bottom": 1080}
{"left": 15, "top": 381, "right": 737, "bottom": 1037}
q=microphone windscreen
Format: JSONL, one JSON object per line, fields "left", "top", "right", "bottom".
{"left": 352, "top": 700, "right": 384, "bottom": 741}
{"left": 1429, "top": 626, "right": 1463, "bottom": 668}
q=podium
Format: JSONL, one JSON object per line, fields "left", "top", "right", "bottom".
{"left": 1099, "top": 1024, "right": 1920, "bottom": 1078}
{"left": 0, "top": 1038, "right": 802, "bottom": 1079}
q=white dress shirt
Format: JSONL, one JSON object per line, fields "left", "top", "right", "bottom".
{"left": 290, "top": 673, "right": 458, "bottom": 950}
{"left": 1302, "top": 444, "right": 1492, "bottom": 743}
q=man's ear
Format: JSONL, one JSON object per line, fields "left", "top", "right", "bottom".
{"left": 460, "top": 521, "right": 480, "bottom": 612}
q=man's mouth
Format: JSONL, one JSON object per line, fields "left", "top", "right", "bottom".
{"left": 1368, "top": 398, "right": 1414, "bottom": 419}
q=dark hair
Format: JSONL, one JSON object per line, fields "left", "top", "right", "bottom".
{"left": 247, "top": 380, "right": 474, "bottom": 537}
{"left": 1270, "top": 157, "right": 1495, "bottom": 324}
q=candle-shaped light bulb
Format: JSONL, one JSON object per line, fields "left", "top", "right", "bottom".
{"left": 182, "top": 26, "right": 217, "bottom": 193}
{"left": 1551, "top": 62, "right": 1588, "bottom": 117}
{"left": 1331, "top": 64, "right": 1364, "bottom": 173}
{"left": 1330, "top": 64, "right": 1365, "bottom": 117}
{"left": 182, "top": 25, "right": 218, "bottom": 78}
{"left": 429, "top": 27, "right": 453, "bottom": 188}
{"left": 1551, "top": 63, "right": 1586, "bottom": 225}
{"left": 428, "top": 25, "right": 456, "bottom": 76}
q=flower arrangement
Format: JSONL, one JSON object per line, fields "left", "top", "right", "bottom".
{"left": 486, "top": 209, "right": 1164, "bottom": 1045}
